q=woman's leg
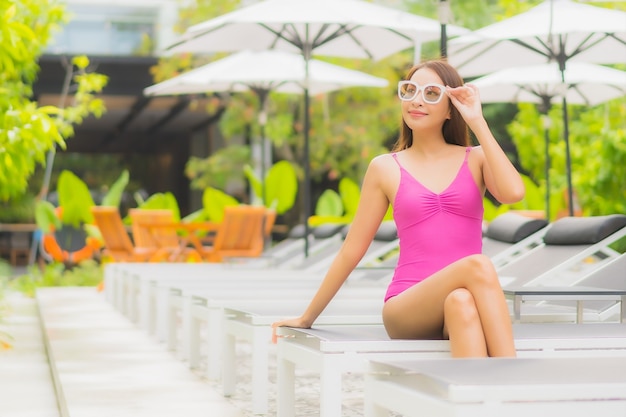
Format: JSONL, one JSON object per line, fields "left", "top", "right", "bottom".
{"left": 442, "top": 288, "right": 488, "bottom": 357}
{"left": 382, "top": 254, "right": 516, "bottom": 357}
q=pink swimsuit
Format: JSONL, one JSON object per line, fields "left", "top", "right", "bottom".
{"left": 385, "top": 147, "right": 484, "bottom": 301}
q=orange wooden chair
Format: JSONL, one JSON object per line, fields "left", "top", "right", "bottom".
{"left": 128, "top": 209, "right": 202, "bottom": 262}
{"left": 90, "top": 206, "right": 155, "bottom": 262}
{"left": 194, "top": 205, "right": 267, "bottom": 262}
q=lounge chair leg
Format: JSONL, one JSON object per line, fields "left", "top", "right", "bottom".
{"left": 276, "top": 343, "right": 295, "bottom": 417}
{"left": 222, "top": 332, "right": 236, "bottom": 397}
{"left": 188, "top": 313, "right": 201, "bottom": 369}
{"left": 206, "top": 309, "right": 223, "bottom": 381}
{"left": 251, "top": 326, "right": 270, "bottom": 414}
{"left": 576, "top": 300, "right": 584, "bottom": 323}
{"left": 320, "top": 359, "right": 343, "bottom": 417}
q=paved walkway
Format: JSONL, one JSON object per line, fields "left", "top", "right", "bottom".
{"left": 0, "top": 286, "right": 374, "bottom": 417}
{"left": 0, "top": 291, "right": 60, "bottom": 417}
{"left": 1, "top": 287, "right": 242, "bottom": 417}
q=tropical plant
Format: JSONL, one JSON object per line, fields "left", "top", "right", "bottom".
{"left": 508, "top": 98, "right": 626, "bottom": 217}
{"left": 244, "top": 160, "right": 299, "bottom": 213}
{"left": 309, "top": 177, "right": 394, "bottom": 226}
{"left": 483, "top": 174, "right": 548, "bottom": 221}
{"left": 185, "top": 145, "right": 251, "bottom": 191}
{"left": 1, "top": 0, "right": 108, "bottom": 200}
{"left": 8, "top": 260, "right": 103, "bottom": 298}
{"left": 34, "top": 169, "right": 129, "bottom": 265}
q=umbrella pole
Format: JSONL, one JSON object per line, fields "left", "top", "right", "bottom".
{"left": 562, "top": 95, "right": 574, "bottom": 217}
{"left": 258, "top": 91, "right": 270, "bottom": 207}
{"left": 303, "top": 39, "right": 312, "bottom": 258}
{"left": 438, "top": 0, "right": 451, "bottom": 58}
{"left": 542, "top": 114, "right": 551, "bottom": 222}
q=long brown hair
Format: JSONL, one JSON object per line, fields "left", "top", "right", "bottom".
{"left": 392, "top": 60, "right": 470, "bottom": 151}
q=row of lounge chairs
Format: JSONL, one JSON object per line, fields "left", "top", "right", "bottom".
{"left": 103, "top": 212, "right": 626, "bottom": 416}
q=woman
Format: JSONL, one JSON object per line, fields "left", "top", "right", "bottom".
{"left": 272, "top": 60, "right": 525, "bottom": 357}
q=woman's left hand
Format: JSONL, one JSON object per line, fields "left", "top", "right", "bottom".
{"left": 446, "top": 83, "right": 484, "bottom": 124}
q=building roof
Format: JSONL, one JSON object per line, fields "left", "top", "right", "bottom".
{"left": 33, "top": 54, "right": 220, "bottom": 154}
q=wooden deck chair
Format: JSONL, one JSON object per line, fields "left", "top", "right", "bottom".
{"left": 128, "top": 209, "right": 201, "bottom": 262}
{"left": 90, "top": 206, "right": 154, "bottom": 262}
{"left": 262, "top": 208, "right": 277, "bottom": 248}
{"left": 195, "top": 205, "right": 267, "bottom": 262}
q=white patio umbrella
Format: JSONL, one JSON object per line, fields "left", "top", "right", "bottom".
{"left": 447, "top": 0, "right": 626, "bottom": 215}
{"left": 472, "top": 62, "right": 626, "bottom": 220}
{"left": 165, "top": 0, "right": 468, "bottom": 256}
{"left": 144, "top": 49, "right": 388, "bottom": 205}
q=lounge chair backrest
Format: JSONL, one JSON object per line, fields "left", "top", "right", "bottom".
{"left": 499, "top": 214, "right": 626, "bottom": 287}
{"left": 313, "top": 223, "right": 345, "bottom": 239}
{"left": 485, "top": 213, "right": 548, "bottom": 244}
{"left": 129, "top": 209, "right": 178, "bottom": 250}
{"left": 287, "top": 224, "right": 308, "bottom": 239}
{"left": 543, "top": 214, "right": 626, "bottom": 245}
{"left": 264, "top": 209, "right": 277, "bottom": 239}
{"left": 212, "top": 205, "right": 266, "bottom": 254}
{"left": 90, "top": 206, "right": 135, "bottom": 258}
{"left": 374, "top": 221, "right": 398, "bottom": 242}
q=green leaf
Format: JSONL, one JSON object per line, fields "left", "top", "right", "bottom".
{"left": 101, "top": 170, "right": 129, "bottom": 207}
{"left": 243, "top": 164, "right": 263, "bottom": 201}
{"left": 202, "top": 187, "right": 239, "bottom": 222}
{"left": 34, "top": 200, "right": 61, "bottom": 233}
{"left": 315, "top": 189, "right": 343, "bottom": 217}
{"left": 57, "top": 170, "right": 95, "bottom": 227}
{"left": 138, "top": 192, "right": 181, "bottom": 220}
{"left": 382, "top": 204, "right": 394, "bottom": 221}
{"left": 264, "top": 160, "right": 298, "bottom": 214}
{"left": 182, "top": 209, "right": 209, "bottom": 222}
{"left": 72, "top": 55, "right": 90, "bottom": 70}
{"left": 338, "top": 177, "right": 361, "bottom": 218}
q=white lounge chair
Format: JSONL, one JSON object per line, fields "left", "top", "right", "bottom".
{"left": 482, "top": 212, "right": 548, "bottom": 268}
{"left": 497, "top": 214, "right": 626, "bottom": 287}
{"left": 276, "top": 323, "right": 626, "bottom": 417}
{"left": 503, "top": 253, "right": 626, "bottom": 323}
{"left": 364, "top": 356, "right": 626, "bottom": 417}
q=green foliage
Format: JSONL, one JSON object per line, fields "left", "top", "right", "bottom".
{"left": 57, "top": 170, "right": 96, "bottom": 227}
{"left": 483, "top": 174, "right": 546, "bottom": 221}
{"left": 186, "top": 145, "right": 251, "bottom": 191}
{"left": 0, "top": 193, "right": 36, "bottom": 223}
{"left": 34, "top": 200, "right": 61, "bottom": 233}
{"left": 264, "top": 161, "right": 303, "bottom": 209}
{"left": 244, "top": 160, "right": 299, "bottom": 214}
{"left": 100, "top": 170, "right": 129, "bottom": 208}
{"left": 8, "top": 260, "right": 103, "bottom": 298}
{"left": 136, "top": 192, "right": 181, "bottom": 220}
{"left": 508, "top": 98, "right": 626, "bottom": 217}
{"left": 316, "top": 190, "right": 343, "bottom": 217}
{"left": 338, "top": 177, "right": 361, "bottom": 219}
{"left": 201, "top": 187, "right": 239, "bottom": 222}
{"left": 310, "top": 177, "right": 393, "bottom": 226}
{"left": 0, "top": 0, "right": 108, "bottom": 201}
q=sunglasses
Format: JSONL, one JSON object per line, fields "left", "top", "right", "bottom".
{"left": 397, "top": 81, "right": 447, "bottom": 104}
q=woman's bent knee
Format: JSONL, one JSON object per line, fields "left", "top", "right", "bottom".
{"left": 461, "top": 254, "right": 499, "bottom": 288}
{"left": 444, "top": 288, "right": 480, "bottom": 324}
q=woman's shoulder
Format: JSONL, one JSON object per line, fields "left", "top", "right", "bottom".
{"left": 370, "top": 152, "right": 398, "bottom": 166}
{"left": 365, "top": 153, "right": 397, "bottom": 176}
